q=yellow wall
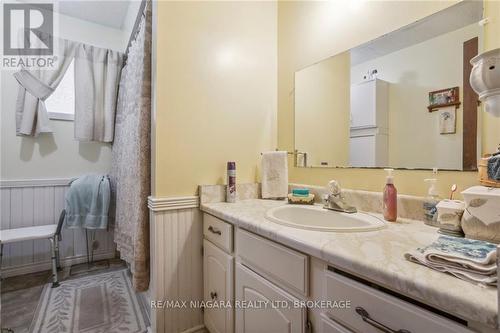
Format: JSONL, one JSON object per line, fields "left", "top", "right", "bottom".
{"left": 278, "top": 0, "right": 499, "bottom": 198}
{"left": 152, "top": 1, "right": 499, "bottom": 198}
{"left": 295, "top": 51, "right": 350, "bottom": 167}
{"left": 154, "top": 1, "right": 277, "bottom": 197}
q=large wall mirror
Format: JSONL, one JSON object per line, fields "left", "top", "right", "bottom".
{"left": 294, "top": 1, "right": 483, "bottom": 171}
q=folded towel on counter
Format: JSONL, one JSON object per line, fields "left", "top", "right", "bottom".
{"left": 487, "top": 153, "right": 500, "bottom": 180}
{"left": 404, "top": 236, "right": 498, "bottom": 286}
{"left": 65, "top": 174, "right": 110, "bottom": 229}
{"left": 261, "top": 151, "right": 288, "bottom": 199}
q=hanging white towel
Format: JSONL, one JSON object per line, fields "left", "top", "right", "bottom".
{"left": 261, "top": 151, "right": 288, "bottom": 199}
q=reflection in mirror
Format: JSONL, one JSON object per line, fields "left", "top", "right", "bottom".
{"left": 294, "top": 1, "right": 483, "bottom": 170}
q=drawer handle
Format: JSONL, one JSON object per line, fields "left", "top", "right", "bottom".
{"left": 208, "top": 226, "right": 222, "bottom": 235}
{"left": 210, "top": 291, "right": 218, "bottom": 300}
{"left": 355, "top": 307, "right": 411, "bottom": 333}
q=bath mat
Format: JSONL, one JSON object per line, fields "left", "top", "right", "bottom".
{"left": 29, "top": 269, "right": 147, "bottom": 333}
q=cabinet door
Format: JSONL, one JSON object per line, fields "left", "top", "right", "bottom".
{"left": 350, "top": 80, "right": 376, "bottom": 128}
{"left": 235, "top": 263, "right": 305, "bottom": 333}
{"left": 204, "top": 240, "right": 234, "bottom": 333}
{"left": 349, "top": 135, "right": 376, "bottom": 167}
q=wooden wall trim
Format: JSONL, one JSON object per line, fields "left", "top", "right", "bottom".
{"left": 0, "top": 178, "right": 73, "bottom": 188}
{"left": 148, "top": 196, "right": 199, "bottom": 211}
{"left": 463, "top": 37, "right": 479, "bottom": 170}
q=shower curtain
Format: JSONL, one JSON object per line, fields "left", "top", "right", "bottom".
{"left": 110, "top": 1, "right": 151, "bottom": 291}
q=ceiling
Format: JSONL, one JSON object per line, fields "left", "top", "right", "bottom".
{"left": 56, "top": 1, "right": 132, "bottom": 30}
{"left": 351, "top": 0, "right": 484, "bottom": 66}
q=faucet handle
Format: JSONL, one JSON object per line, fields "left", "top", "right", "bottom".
{"left": 328, "top": 180, "right": 341, "bottom": 195}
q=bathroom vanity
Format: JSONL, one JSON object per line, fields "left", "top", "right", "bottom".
{"left": 200, "top": 196, "right": 498, "bottom": 333}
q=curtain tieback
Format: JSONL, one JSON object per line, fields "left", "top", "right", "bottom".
{"left": 13, "top": 69, "right": 54, "bottom": 100}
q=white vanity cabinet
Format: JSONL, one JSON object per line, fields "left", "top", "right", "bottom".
{"left": 319, "top": 313, "right": 354, "bottom": 333}
{"left": 235, "top": 263, "right": 306, "bottom": 333}
{"left": 234, "top": 228, "right": 308, "bottom": 333}
{"left": 203, "top": 215, "right": 235, "bottom": 333}
{"left": 308, "top": 258, "right": 475, "bottom": 333}
{"left": 203, "top": 213, "right": 482, "bottom": 333}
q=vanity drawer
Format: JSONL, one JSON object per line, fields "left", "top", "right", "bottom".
{"left": 320, "top": 313, "right": 353, "bottom": 333}
{"left": 325, "top": 270, "right": 473, "bottom": 333}
{"left": 204, "top": 214, "right": 233, "bottom": 253}
{"left": 235, "top": 228, "right": 308, "bottom": 297}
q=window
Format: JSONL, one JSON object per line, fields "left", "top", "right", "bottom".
{"left": 45, "top": 60, "right": 75, "bottom": 121}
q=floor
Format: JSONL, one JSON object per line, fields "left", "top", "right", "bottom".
{"left": 1, "top": 259, "right": 149, "bottom": 333}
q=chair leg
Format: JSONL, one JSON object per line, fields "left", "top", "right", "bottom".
{"left": 49, "top": 238, "right": 59, "bottom": 288}
{"left": 55, "top": 236, "right": 61, "bottom": 271}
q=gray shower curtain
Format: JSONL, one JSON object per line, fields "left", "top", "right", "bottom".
{"left": 110, "top": 1, "right": 151, "bottom": 291}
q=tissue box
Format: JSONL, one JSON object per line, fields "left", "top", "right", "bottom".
{"left": 461, "top": 186, "right": 500, "bottom": 243}
{"left": 436, "top": 200, "right": 465, "bottom": 235}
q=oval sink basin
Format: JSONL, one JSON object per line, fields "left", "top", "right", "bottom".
{"left": 266, "top": 205, "right": 386, "bottom": 232}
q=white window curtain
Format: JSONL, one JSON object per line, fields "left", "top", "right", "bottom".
{"left": 74, "top": 45, "right": 124, "bottom": 142}
{"left": 14, "top": 38, "right": 77, "bottom": 136}
{"left": 13, "top": 38, "right": 123, "bottom": 142}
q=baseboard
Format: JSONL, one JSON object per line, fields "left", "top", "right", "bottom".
{"left": 181, "top": 324, "right": 206, "bottom": 333}
{"left": 1, "top": 251, "right": 116, "bottom": 278}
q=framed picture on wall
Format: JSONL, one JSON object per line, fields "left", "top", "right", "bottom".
{"left": 428, "top": 87, "right": 460, "bottom": 112}
{"left": 439, "top": 107, "right": 456, "bottom": 134}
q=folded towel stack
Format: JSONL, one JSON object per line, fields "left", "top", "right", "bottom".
{"left": 404, "top": 236, "right": 497, "bottom": 286}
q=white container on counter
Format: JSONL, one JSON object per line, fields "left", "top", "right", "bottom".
{"left": 461, "top": 186, "right": 500, "bottom": 243}
{"left": 436, "top": 199, "right": 465, "bottom": 236}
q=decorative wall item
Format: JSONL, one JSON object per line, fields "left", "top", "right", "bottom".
{"left": 428, "top": 87, "right": 460, "bottom": 112}
{"left": 439, "top": 107, "right": 457, "bottom": 134}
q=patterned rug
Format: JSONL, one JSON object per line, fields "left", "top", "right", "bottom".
{"left": 30, "top": 269, "right": 147, "bottom": 333}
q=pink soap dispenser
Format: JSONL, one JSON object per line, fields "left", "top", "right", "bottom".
{"left": 383, "top": 168, "right": 397, "bottom": 222}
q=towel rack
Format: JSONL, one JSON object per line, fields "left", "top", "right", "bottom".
{"left": 260, "top": 150, "right": 295, "bottom": 155}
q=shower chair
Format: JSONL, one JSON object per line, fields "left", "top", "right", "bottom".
{"left": 0, "top": 210, "right": 66, "bottom": 288}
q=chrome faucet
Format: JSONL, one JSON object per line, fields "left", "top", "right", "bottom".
{"left": 323, "top": 180, "right": 357, "bottom": 214}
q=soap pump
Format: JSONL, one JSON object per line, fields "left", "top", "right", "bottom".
{"left": 423, "top": 178, "right": 440, "bottom": 226}
{"left": 383, "top": 168, "right": 397, "bottom": 222}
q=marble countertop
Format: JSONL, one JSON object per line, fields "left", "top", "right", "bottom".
{"left": 201, "top": 199, "right": 497, "bottom": 328}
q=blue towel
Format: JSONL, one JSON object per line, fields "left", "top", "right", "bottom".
{"left": 65, "top": 174, "right": 110, "bottom": 229}
{"left": 487, "top": 154, "right": 500, "bottom": 181}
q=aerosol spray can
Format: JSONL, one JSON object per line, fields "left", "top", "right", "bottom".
{"left": 227, "top": 162, "right": 236, "bottom": 203}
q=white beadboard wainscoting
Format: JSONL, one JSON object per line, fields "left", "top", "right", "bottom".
{"left": 0, "top": 178, "right": 115, "bottom": 277}
{"left": 149, "top": 196, "right": 205, "bottom": 333}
